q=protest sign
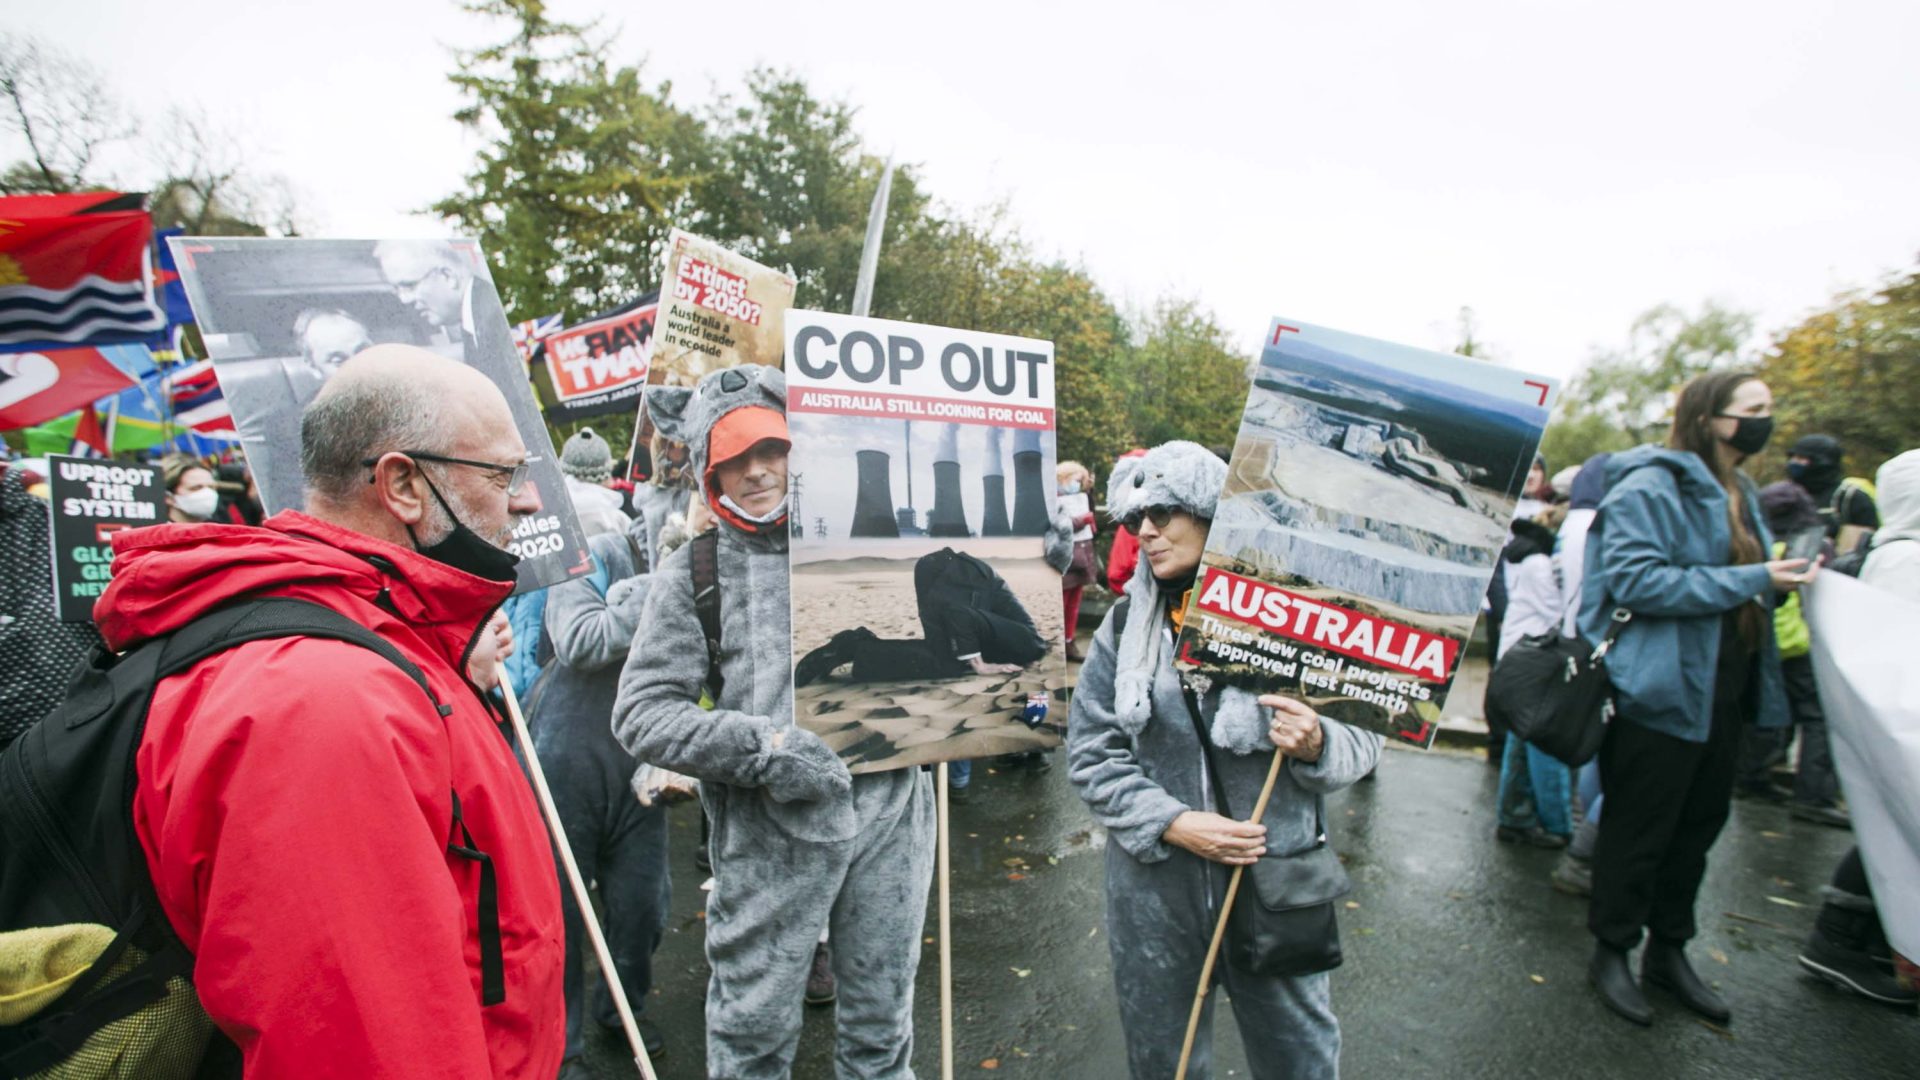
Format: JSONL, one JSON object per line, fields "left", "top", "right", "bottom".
{"left": 535, "top": 294, "right": 658, "bottom": 422}
{"left": 166, "top": 237, "right": 591, "bottom": 593}
{"left": 785, "top": 310, "right": 1066, "bottom": 772}
{"left": 45, "top": 454, "right": 165, "bottom": 621}
{"left": 651, "top": 230, "right": 795, "bottom": 387}
{"left": 1806, "top": 573, "right": 1920, "bottom": 963}
{"left": 1173, "top": 318, "right": 1557, "bottom": 746}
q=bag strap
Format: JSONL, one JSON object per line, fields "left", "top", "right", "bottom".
{"left": 689, "top": 529, "right": 724, "bottom": 698}
{"left": 1177, "top": 654, "right": 1326, "bottom": 844}
{"left": 1590, "top": 607, "right": 1633, "bottom": 664}
{"left": 445, "top": 790, "right": 505, "bottom": 1006}
{"left": 151, "top": 597, "right": 447, "bottom": 716}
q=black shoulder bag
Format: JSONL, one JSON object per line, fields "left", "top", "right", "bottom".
{"left": 1486, "top": 607, "right": 1632, "bottom": 768}
{"left": 1182, "top": 687, "right": 1351, "bottom": 978}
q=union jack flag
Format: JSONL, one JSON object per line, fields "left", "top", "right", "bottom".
{"left": 511, "top": 312, "right": 564, "bottom": 365}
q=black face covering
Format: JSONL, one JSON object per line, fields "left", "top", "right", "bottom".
{"left": 408, "top": 471, "right": 521, "bottom": 583}
{"left": 1718, "top": 414, "right": 1774, "bottom": 456}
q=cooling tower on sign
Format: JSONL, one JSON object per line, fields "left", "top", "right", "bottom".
{"left": 981, "top": 426, "right": 1010, "bottom": 536}
{"left": 1011, "top": 428, "right": 1048, "bottom": 535}
{"left": 851, "top": 449, "right": 901, "bottom": 537}
{"left": 926, "top": 424, "right": 970, "bottom": 537}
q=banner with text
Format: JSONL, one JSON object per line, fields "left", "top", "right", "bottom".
{"left": 47, "top": 454, "right": 166, "bottom": 621}
{"left": 785, "top": 310, "right": 1066, "bottom": 772}
{"left": 1173, "top": 318, "right": 1557, "bottom": 747}
{"left": 651, "top": 230, "right": 795, "bottom": 388}
{"left": 537, "top": 293, "right": 658, "bottom": 422}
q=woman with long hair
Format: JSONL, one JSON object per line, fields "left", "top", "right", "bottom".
{"left": 1578, "top": 370, "right": 1813, "bottom": 1026}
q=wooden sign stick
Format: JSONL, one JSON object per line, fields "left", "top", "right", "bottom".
{"left": 938, "top": 760, "right": 955, "bottom": 1080}
{"left": 1174, "top": 749, "right": 1287, "bottom": 1080}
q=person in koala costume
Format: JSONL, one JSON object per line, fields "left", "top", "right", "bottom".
{"left": 613, "top": 364, "right": 936, "bottom": 1079}
{"left": 1066, "top": 440, "right": 1382, "bottom": 1080}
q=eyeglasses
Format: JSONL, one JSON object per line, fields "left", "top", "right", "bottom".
{"left": 362, "top": 451, "right": 530, "bottom": 496}
{"left": 388, "top": 265, "right": 449, "bottom": 299}
{"left": 1120, "top": 505, "right": 1180, "bottom": 536}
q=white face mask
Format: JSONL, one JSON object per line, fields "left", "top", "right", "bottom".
{"left": 718, "top": 493, "right": 789, "bottom": 525}
{"left": 172, "top": 487, "right": 220, "bottom": 521}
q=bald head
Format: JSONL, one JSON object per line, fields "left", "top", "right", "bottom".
{"left": 301, "top": 345, "right": 518, "bottom": 507}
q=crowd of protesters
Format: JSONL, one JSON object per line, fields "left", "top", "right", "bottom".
{"left": 2, "top": 357, "right": 1915, "bottom": 1080}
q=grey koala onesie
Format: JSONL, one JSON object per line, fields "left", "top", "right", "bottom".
{"left": 612, "top": 364, "right": 936, "bottom": 1079}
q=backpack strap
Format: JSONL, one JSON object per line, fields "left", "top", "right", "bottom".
{"left": 689, "top": 530, "right": 724, "bottom": 699}
{"left": 151, "top": 598, "right": 448, "bottom": 716}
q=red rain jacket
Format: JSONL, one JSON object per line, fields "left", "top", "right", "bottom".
{"left": 97, "top": 511, "right": 564, "bottom": 1079}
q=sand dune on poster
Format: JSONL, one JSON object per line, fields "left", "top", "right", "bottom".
{"left": 792, "top": 538, "right": 1067, "bottom": 773}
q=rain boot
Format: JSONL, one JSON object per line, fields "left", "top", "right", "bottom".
{"left": 1589, "top": 942, "right": 1652, "bottom": 1026}
{"left": 1642, "top": 939, "right": 1729, "bottom": 1023}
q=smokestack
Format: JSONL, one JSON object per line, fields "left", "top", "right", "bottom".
{"left": 851, "top": 449, "right": 901, "bottom": 537}
{"left": 981, "top": 427, "right": 1010, "bottom": 536}
{"left": 926, "top": 424, "right": 970, "bottom": 537}
{"left": 1010, "top": 428, "right": 1048, "bottom": 535}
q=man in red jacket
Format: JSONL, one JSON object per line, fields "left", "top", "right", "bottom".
{"left": 97, "top": 345, "right": 566, "bottom": 1078}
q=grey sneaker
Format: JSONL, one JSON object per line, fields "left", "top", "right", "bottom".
{"left": 1799, "top": 932, "right": 1919, "bottom": 1006}
{"left": 806, "top": 942, "right": 837, "bottom": 1006}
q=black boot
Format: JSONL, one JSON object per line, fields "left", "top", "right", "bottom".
{"left": 794, "top": 628, "right": 875, "bottom": 686}
{"left": 1589, "top": 942, "right": 1653, "bottom": 1026}
{"left": 1642, "top": 939, "right": 1730, "bottom": 1023}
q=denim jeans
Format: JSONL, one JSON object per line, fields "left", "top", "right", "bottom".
{"left": 1498, "top": 737, "right": 1573, "bottom": 837}
{"left": 950, "top": 759, "right": 972, "bottom": 788}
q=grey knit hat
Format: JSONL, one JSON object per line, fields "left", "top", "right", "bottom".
{"left": 1111, "top": 440, "right": 1228, "bottom": 524}
{"left": 560, "top": 427, "right": 614, "bottom": 484}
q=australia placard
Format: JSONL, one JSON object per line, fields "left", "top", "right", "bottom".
{"left": 47, "top": 455, "right": 166, "bottom": 621}
{"left": 167, "top": 237, "right": 592, "bottom": 593}
{"left": 785, "top": 310, "right": 1067, "bottom": 773}
{"left": 1173, "top": 318, "right": 1558, "bottom": 746}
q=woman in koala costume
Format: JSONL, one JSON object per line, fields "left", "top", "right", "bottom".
{"left": 1067, "top": 441, "right": 1382, "bottom": 1080}
{"left": 613, "top": 364, "right": 936, "bottom": 1079}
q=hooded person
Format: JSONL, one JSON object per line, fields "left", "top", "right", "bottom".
{"left": 612, "top": 364, "right": 935, "bottom": 1079}
{"left": 1787, "top": 433, "right": 1879, "bottom": 537}
{"left": 1859, "top": 448, "right": 1920, "bottom": 605}
{"left": 1066, "top": 440, "right": 1381, "bottom": 1080}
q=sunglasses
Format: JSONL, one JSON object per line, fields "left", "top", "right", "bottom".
{"left": 1120, "top": 505, "right": 1180, "bottom": 536}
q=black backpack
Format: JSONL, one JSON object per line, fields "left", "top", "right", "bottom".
{"left": 0, "top": 598, "right": 502, "bottom": 1078}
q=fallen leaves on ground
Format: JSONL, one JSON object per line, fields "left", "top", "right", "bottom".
{"left": 980, "top": 1059, "right": 999, "bottom": 1070}
{"left": 1011, "top": 967, "right": 1031, "bottom": 978}
{"left": 1766, "top": 896, "right": 1807, "bottom": 909}
{"left": 1709, "top": 948, "right": 1730, "bottom": 965}
{"left": 1529, "top": 974, "right": 1546, "bottom": 984}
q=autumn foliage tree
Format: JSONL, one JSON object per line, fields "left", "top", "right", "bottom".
{"left": 1757, "top": 261, "right": 1920, "bottom": 481}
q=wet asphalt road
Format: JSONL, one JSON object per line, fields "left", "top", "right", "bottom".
{"left": 584, "top": 744, "right": 1918, "bottom": 1079}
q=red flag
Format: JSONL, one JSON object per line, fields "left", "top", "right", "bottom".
{"left": 69, "top": 406, "right": 109, "bottom": 458}
{"left": 0, "top": 191, "right": 166, "bottom": 346}
{"left": 0, "top": 346, "right": 137, "bottom": 429}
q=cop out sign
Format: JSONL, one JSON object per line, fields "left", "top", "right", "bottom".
{"left": 47, "top": 455, "right": 166, "bottom": 622}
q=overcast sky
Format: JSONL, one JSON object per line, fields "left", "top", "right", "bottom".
{"left": 13, "top": 1, "right": 1918, "bottom": 383}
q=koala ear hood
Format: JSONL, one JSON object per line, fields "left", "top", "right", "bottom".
{"left": 651, "top": 364, "right": 789, "bottom": 522}
{"left": 1112, "top": 440, "right": 1228, "bottom": 524}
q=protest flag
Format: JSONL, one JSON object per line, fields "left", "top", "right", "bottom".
{"left": 67, "top": 406, "right": 110, "bottom": 459}
{"left": 0, "top": 346, "right": 139, "bottom": 429}
{"left": 0, "top": 192, "right": 166, "bottom": 348}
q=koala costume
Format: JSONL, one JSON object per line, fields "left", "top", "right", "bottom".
{"left": 612, "top": 365, "right": 936, "bottom": 1079}
{"left": 1066, "top": 441, "right": 1382, "bottom": 1080}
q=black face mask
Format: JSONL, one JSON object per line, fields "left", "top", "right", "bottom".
{"left": 1717, "top": 414, "right": 1774, "bottom": 456}
{"left": 408, "top": 472, "right": 521, "bottom": 583}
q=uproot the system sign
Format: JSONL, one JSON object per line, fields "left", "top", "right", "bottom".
{"left": 47, "top": 454, "right": 166, "bottom": 621}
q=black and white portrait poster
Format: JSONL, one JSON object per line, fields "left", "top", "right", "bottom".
{"left": 785, "top": 310, "right": 1067, "bottom": 773}
{"left": 167, "top": 237, "right": 590, "bottom": 593}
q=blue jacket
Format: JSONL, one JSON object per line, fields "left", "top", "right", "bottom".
{"left": 1578, "top": 444, "right": 1788, "bottom": 742}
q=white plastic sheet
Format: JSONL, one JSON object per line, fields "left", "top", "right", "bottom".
{"left": 1804, "top": 572, "right": 1920, "bottom": 960}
